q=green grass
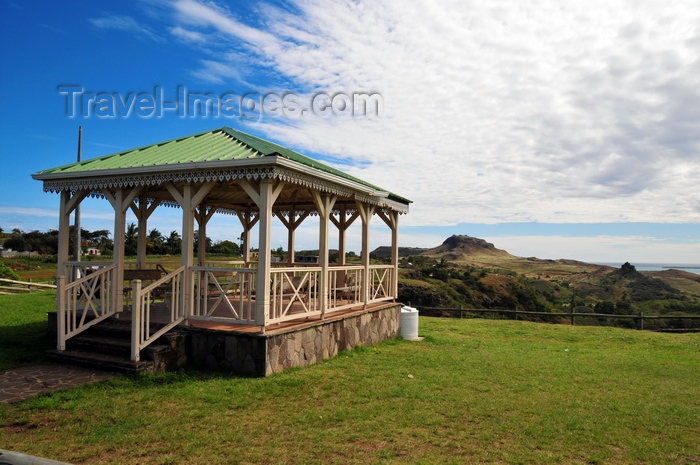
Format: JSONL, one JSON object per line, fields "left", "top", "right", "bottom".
{"left": 1, "top": 317, "right": 699, "bottom": 464}
{"left": 0, "top": 291, "right": 55, "bottom": 370}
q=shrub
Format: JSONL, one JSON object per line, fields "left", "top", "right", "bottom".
{"left": 0, "top": 262, "right": 20, "bottom": 280}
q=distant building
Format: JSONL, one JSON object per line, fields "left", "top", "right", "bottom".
{"left": 296, "top": 256, "right": 318, "bottom": 264}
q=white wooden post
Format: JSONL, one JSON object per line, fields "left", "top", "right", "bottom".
{"left": 277, "top": 208, "right": 311, "bottom": 265}
{"left": 239, "top": 179, "right": 284, "bottom": 330}
{"left": 356, "top": 201, "right": 375, "bottom": 306}
{"left": 195, "top": 205, "right": 217, "bottom": 266}
{"left": 287, "top": 211, "right": 296, "bottom": 265}
{"left": 56, "top": 190, "right": 71, "bottom": 280}
{"left": 377, "top": 209, "right": 400, "bottom": 298}
{"left": 136, "top": 197, "right": 148, "bottom": 270}
{"left": 165, "top": 181, "right": 216, "bottom": 321}
{"left": 131, "top": 279, "right": 142, "bottom": 362}
{"left": 112, "top": 189, "right": 127, "bottom": 313}
{"left": 103, "top": 187, "right": 142, "bottom": 315}
{"left": 391, "top": 212, "right": 399, "bottom": 297}
{"left": 56, "top": 275, "right": 66, "bottom": 350}
{"left": 130, "top": 196, "right": 160, "bottom": 269}
{"left": 180, "top": 185, "right": 195, "bottom": 319}
{"left": 337, "top": 206, "right": 346, "bottom": 267}
{"left": 235, "top": 209, "right": 259, "bottom": 265}
{"left": 196, "top": 206, "right": 206, "bottom": 266}
{"left": 330, "top": 206, "right": 359, "bottom": 287}
{"left": 313, "top": 192, "right": 337, "bottom": 317}
{"left": 254, "top": 180, "right": 273, "bottom": 329}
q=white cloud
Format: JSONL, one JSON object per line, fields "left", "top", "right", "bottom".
{"left": 159, "top": 0, "right": 700, "bottom": 229}
{"left": 89, "top": 14, "right": 165, "bottom": 42}
{"left": 486, "top": 234, "right": 700, "bottom": 264}
{"left": 169, "top": 25, "right": 207, "bottom": 44}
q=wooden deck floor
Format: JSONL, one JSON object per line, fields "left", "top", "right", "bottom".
{"left": 119, "top": 295, "right": 393, "bottom": 336}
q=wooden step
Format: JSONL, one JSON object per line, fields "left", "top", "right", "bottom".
{"left": 47, "top": 317, "right": 186, "bottom": 374}
{"left": 67, "top": 335, "right": 132, "bottom": 358}
{"left": 45, "top": 349, "right": 155, "bottom": 373}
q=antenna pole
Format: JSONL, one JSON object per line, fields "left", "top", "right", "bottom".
{"left": 73, "top": 126, "right": 82, "bottom": 264}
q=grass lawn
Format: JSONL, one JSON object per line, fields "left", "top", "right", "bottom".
{"left": 0, "top": 291, "right": 55, "bottom": 370}
{"left": 1, "top": 316, "right": 699, "bottom": 464}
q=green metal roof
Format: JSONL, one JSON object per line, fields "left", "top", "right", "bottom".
{"left": 34, "top": 126, "right": 410, "bottom": 204}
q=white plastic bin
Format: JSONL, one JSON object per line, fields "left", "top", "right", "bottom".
{"left": 400, "top": 306, "right": 419, "bottom": 340}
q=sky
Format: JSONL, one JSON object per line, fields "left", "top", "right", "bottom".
{"left": 2, "top": 0, "right": 700, "bottom": 264}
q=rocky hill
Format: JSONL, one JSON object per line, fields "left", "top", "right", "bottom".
{"left": 424, "top": 234, "right": 510, "bottom": 260}
{"left": 393, "top": 236, "right": 700, "bottom": 328}
{"left": 371, "top": 235, "right": 510, "bottom": 261}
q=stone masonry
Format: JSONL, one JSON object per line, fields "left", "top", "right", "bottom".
{"left": 186, "top": 303, "right": 402, "bottom": 376}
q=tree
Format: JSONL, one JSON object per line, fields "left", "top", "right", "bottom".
{"left": 165, "top": 231, "right": 182, "bottom": 255}
{"left": 2, "top": 235, "right": 28, "bottom": 252}
{"left": 125, "top": 223, "right": 138, "bottom": 256}
{"left": 210, "top": 240, "right": 240, "bottom": 256}
{"left": 147, "top": 228, "right": 165, "bottom": 254}
{"left": 193, "top": 231, "right": 211, "bottom": 253}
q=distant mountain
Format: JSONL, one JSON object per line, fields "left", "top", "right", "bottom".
{"left": 370, "top": 246, "right": 430, "bottom": 260}
{"left": 371, "top": 234, "right": 510, "bottom": 261}
{"left": 599, "top": 262, "right": 680, "bottom": 301}
{"left": 424, "top": 234, "right": 511, "bottom": 260}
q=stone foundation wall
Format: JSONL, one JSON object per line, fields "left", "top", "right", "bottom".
{"left": 185, "top": 303, "right": 402, "bottom": 377}
{"left": 186, "top": 328, "right": 268, "bottom": 376}
{"left": 264, "top": 303, "right": 401, "bottom": 375}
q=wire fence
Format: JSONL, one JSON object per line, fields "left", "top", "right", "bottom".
{"left": 412, "top": 305, "right": 700, "bottom": 333}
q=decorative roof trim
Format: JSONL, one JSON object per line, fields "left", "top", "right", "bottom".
{"left": 43, "top": 166, "right": 409, "bottom": 214}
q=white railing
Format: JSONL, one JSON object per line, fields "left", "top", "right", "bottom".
{"left": 56, "top": 263, "right": 116, "bottom": 350}
{"left": 63, "top": 261, "right": 114, "bottom": 281}
{"left": 191, "top": 266, "right": 257, "bottom": 325}
{"left": 368, "top": 264, "right": 395, "bottom": 303}
{"left": 269, "top": 267, "right": 322, "bottom": 324}
{"left": 130, "top": 266, "right": 186, "bottom": 361}
{"left": 328, "top": 265, "right": 365, "bottom": 311}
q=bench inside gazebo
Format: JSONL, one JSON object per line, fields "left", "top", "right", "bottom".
{"left": 32, "top": 126, "right": 411, "bottom": 376}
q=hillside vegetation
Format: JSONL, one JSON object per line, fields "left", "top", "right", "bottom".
{"left": 391, "top": 235, "right": 700, "bottom": 329}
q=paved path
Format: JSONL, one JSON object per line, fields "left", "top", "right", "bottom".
{"left": 0, "top": 364, "right": 116, "bottom": 404}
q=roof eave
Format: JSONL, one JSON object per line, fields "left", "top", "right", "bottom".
{"left": 31, "top": 157, "right": 276, "bottom": 182}
{"left": 273, "top": 157, "right": 410, "bottom": 205}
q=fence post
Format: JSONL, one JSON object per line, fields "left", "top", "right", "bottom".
{"left": 460, "top": 304, "right": 464, "bottom": 319}
{"left": 514, "top": 307, "right": 519, "bottom": 321}
{"left": 570, "top": 307, "right": 575, "bottom": 326}
{"left": 56, "top": 276, "right": 66, "bottom": 351}
{"left": 131, "top": 279, "right": 142, "bottom": 362}
{"left": 639, "top": 312, "right": 644, "bottom": 331}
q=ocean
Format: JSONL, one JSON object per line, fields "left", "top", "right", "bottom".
{"left": 595, "top": 263, "right": 700, "bottom": 275}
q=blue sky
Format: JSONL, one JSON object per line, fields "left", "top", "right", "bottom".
{"left": 2, "top": 0, "right": 700, "bottom": 264}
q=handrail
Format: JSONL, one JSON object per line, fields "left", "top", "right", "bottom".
{"left": 131, "top": 266, "right": 186, "bottom": 361}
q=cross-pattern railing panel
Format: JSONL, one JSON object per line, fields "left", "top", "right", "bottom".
{"left": 269, "top": 267, "right": 321, "bottom": 324}
{"left": 369, "top": 264, "right": 394, "bottom": 303}
{"left": 191, "top": 266, "right": 257, "bottom": 325}
{"left": 57, "top": 263, "right": 116, "bottom": 350}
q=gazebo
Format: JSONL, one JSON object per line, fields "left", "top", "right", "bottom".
{"left": 32, "top": 127, "right": 411, "bottom": 375}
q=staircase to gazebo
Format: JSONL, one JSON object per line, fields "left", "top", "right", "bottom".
{"left": 46, "top": 317, "right": 187, "bottom": 373}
